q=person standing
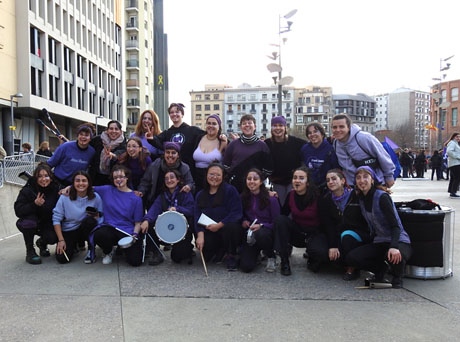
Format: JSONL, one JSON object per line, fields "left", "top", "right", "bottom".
{"left": 446, "top": 132, "right": 460, "bottom": 198}
{"left": 265, "top": 116, "right": 305, "bottom": 205}
{"left": 331, "top": 114, "right": 395, "bottom": 187}
{"left": 399, "top": 148, "right": 413, "bottom": 178}
{"left": 414, "top": 150, "right": 426, "bottom": 178}
{"left": 429, "top": 150, "right": 443, "bottom": 180}
{"left": 300, "top": 122, "right": 339, "bottom": 192}
{"left": 223, "top": 114, "right": 273, "bottom": 193}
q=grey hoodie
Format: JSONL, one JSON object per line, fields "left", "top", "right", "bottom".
{"left": 334, "top": 124, "right": 395, "bottom": 185}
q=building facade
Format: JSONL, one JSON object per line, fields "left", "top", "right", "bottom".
{"left": 386, "top": 88, "right": 430, "bottom": 149}
{"left": 373, "top": 93, "right": 389, "bottom": 131}
{"left": 223, "top": 84, "right": 295, "bottom": 137}
{"left": 333, "top": 93, "right": 376, "bottom": 133}
{"left": 431, "top": 79, "right": 460, "bottom": 148}
{"left": 190, "top": 84, "right": 229, "bottom": 130}
{"left": 294, "top": 86, "right": 333, "bottom": 137}
{"left": 1, "top": 0, "right": 124, "bottom": 154}
{"left": 125, "top": 0, "right": 155, "bottom": 135}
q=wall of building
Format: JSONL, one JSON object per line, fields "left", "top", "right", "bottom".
{"left": 0, "top": 0, "right": 18, "bottom": 106}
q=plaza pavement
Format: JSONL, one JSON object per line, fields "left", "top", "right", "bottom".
{"left": 1, "top": 178, "right": 460, "bottom": 341}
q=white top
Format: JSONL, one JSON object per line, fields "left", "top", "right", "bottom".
{"left": 193, "top": 146, "right": 222, "bottom": 168}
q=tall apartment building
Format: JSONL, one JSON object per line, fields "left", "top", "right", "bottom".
{"left": 125, "top": 0, "right": 155, "bottom": 135}
{"left": 223, "top": 84, "right": 295, "bottom": 137}
{"left": 0, "top": 0, "right": 124, "bottom": 154}
{"left": 190, "top": 84, "right": 229, "bottom": 130}
{"left": 333, "top": 93, "right": 376, "bottom": 133}
{"left": 431, "top": 79, "right": 460, "bottom": 148}
{"left": 294, "top": 86, "right": 333, "bottom": 136}
{"left": 0, "top": 0, "right": 20, "bottom": 153}
{"left": 386, "top": 88, "right": 430, "bottom": 149}
{"left": 373, "top": 94, "right": 389, "bottom": 131}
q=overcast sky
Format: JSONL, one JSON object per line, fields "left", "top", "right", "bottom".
{"left": 164, "top": 0, "right": 460, "bottom": 123}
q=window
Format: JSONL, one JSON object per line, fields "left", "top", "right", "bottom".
{"left": 213, "top": 94, "right": 219, "bottom": 100}
{"left": 195, "top": 95, "right": 201, "bottom": 100}
{"left": 213, "top": 104, "right": 219, "bottom": 110}
{"left": 452, "top": 88, "right": 459, "bottom": 102}
{"left": 452, "top": 108, "right": 458, "bottom": 126}
{"left": 196, "top": 104, "right": 202, "bottom": 111}
{"left": 441, "top": 90, "right": 447, "bottom": 103}
{"left": 205, "top": 94, "right": 210, "bottom": 100}
{"left": 204, "top": 105, "right": 211, "bottom": 111}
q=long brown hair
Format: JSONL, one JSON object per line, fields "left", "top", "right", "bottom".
{"left": 118, "top": 137, "right": 150, "bottom": 171}
{"left": 135, "top": 110, "right": 161, "bottom": 137}
{"left": 444, "top": 132, "right": 460, "bottom": 147}
{"left": 69, "top": 171, "right": 95, "bottom": 200}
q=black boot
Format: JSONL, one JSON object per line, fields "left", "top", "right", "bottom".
{"left": 36, "top": 237, "right": 50, "bottom": 257}
{"left": 26, "top": 246, "right": 42, "bottom": 265}
{"left": 149, "top": 247, "right": 164, "bottom": 266}
{"left": 280, "top": 258, "right": 291, "bottom": 276}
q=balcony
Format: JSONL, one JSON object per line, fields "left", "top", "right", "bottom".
{"left": 126, "top": 59, "right": 139, "bottom": 68}
{"left": 126, "top": 0, "right": 138, "bottom": 11}
{"left": 126, "top": 79, "right": 139, "bottom": 88}
{"left": 125, "top": 40, "right": 139, "bottom": 50}
{"left": 127, "top": 98, "right": 140, "bottom": 107}
{"left": 126, "top": 20, "right": 139, "bottom": 31}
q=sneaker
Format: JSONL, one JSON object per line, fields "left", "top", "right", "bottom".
{"left": 391, "top": 276, "right": 403, "bottom": 289}
{"left": 84, "top": 250, "right": 95, "bottom": 264}
{"left": 343, "top": 269, "right": 360, "bottom": 281}
{"left": 102, "top": 252, "right": 113, "bottom": 265}
{"left": 148, "top": 248, "right": 165, "bottom": 266}
{"left": 265, "top": 258, "right": 276, "bottom": 273}
{"left": 450, "top": 193, "right": 460, "bottom": 198}
{"left": 280, "top": 258, "right": 291, "bottom": 276}
{"left": 26, "top": 248, "right": 42, "bottom": 265}
{"left": 36, "top": 238, "right": 50, "bottom": 257}
{"left": 225, "top": 254, "right": 238, "bottom": 271}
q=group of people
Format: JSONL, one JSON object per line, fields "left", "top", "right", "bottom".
{"left": 13, "top": 105, "right": 413, "bottom": 288}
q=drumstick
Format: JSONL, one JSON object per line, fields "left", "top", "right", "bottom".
{"left": 199, "top": 249, "right": 208, "bottom": 277}
{"left": 42, "top": 108, "right": 62, "bottom": 136}
{"left": 249, "top": 218, "right": 258, "bottom": 228}
{"left": 142, "top": 235, "right": 147, "bottom": 263}
{"left": 62, "top": 250, "right": 70, "bottom": 262}
{"left": 114, "top": 227, "right": 132, "bottom": 237}
{"left": 36, "top": 119, "right": 67, "bottom": 142}
{"left": 146, "top": 233, "right": 166, "bottom": 259}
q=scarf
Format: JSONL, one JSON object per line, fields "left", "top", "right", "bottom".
{"left": 160, "top": 158, "right": 181, "bottom": 173}
{"left": 99, "top": 131, "right": 125, "bottom": 174}
{"left": 332, "top": 187, "right": 351, "bottom": 213}
{"left": 240, "top": 134, "right": 259, "bottom": 145}
{"left": 164, "top": 186, "right": 181, "bottom": 209}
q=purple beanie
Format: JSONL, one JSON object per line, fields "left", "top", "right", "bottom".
{"left": 207, "top": 114, "right": 222, "bottom": 128}
{"left": 271, "top": 116, "right": 287, "bottom": 126}
{"left": 355, "top": 166, "right": 376, "bottom": 180}
{"left": 164, "top": 142, "right": 181, "bottom": 152}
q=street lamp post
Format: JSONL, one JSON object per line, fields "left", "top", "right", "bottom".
{"left": 95, "top": 115, "right": 104, "bottom": 135}
{"left": 267, "top": 9, "right": 297, "bottom": 118}
{"left": 8, "top": 93, "right": 23, "bottom": 155}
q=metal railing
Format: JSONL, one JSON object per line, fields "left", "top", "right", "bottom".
{"left": 2, "top": 153, "right": 50, "bottom": 186}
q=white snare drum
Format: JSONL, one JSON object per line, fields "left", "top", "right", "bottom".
{"left": 118, "top": 236, "right": 135, "bottom": 249}
{"left": 155, "top": 211, "right": 188, "bottom": 244}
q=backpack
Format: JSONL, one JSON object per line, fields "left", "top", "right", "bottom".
{"left": 395, "top": 199, "right": 441, "bottom": 210}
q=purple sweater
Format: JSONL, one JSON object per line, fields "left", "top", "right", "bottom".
{"left": 243, "top": 194, "right": 280, "bottom": 229}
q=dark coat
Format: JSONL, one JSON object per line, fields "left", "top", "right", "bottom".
{"left": 319, "top": 189, "right": 371, "bottom": 248}
{"left": 14, "top": 178, "right": 60, "bottom": 224}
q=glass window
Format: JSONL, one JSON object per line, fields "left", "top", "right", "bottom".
{"left": 204, "top": 104, "right": 210, "bottom": 111}
{"left": 196, "top": 104, "right": 202, "bottom": 111}
{"left": 452, "top": 108, "right": 458, "bottom": 127}
{"left": 451, "top": 88, "right": 458, "bottom": 102}
{"left": 213, "top": 104, "right": 219, "bottom": 110}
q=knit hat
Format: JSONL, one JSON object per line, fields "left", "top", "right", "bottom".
{"left": 271, "top": 116, "right": 286, "bottom": 126}
{"left": 207, "top": 114, "right": 222, "bottom": 128}
{"left": 164, "top": 142, "right": 181, "bottom": 152}
{"left": 355, "top": 166, "right": 376, "bottom": 180}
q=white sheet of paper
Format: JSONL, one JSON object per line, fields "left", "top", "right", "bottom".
{"left": 198, "top": 213, "right": 217, "bottom": 226}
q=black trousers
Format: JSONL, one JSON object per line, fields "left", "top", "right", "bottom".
{"left": 431, "top": 167, "right": 442, "bottom": 180}
{"left": 93, "top": 225, "right": 143, "bottom": 266}
{"left": 202, "top": 222, "right": 242, "bottom": 262}
{"left": 18, "top": 219, "right": 57, "bottom": 248}
{"left": 148, "top": 226, "right": 194, "bottom": 263}
{"left": 345, "top": 242, "right": 412, "bottom": 277}
{"left": 448, "top": 165, "right": 460, "bottom": 194}
{"left": 56, "top": 217, "right": 98, "bottom": 264}
{"left": 274, "top": 215, "right": 329, "bottom": 263}
{"left": 239, "top": 226, "right": 275, "bottom": 273}
{"left": 339, "top": 234, "right": 364, "bottom": 266}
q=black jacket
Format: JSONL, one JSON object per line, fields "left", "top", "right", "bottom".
{"left": 14, "top": 178, "right": 60, "bottom": 224}
{"left": 319, "top": 189, "right": 371, "bottom": 248}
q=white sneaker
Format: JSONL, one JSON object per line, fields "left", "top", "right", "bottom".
{"left": 265, "top": 257, "right": 276, "bottom": 273}
{"left": 102, "top": 252, "right": 112, "bottom": 265}
{"left": 84, "top": 250, "right": 95, "bottom": 264}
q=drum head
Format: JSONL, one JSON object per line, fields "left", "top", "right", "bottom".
{"left": 118, "top": 236, "right": 134, "bottom": 248}
{"left": 155, "top": 211, "right": 188, "bottom": 244}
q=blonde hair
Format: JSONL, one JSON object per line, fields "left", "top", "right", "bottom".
{"left": 39, "top": 141, "right": 49, "bottom": 150}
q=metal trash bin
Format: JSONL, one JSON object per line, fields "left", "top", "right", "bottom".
{"left": 398, "top": 206, "right": 454, "bottom": 279}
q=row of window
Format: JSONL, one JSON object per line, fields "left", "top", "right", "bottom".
{"left": 196, "top": 104, "right": 220, "bottom": 111}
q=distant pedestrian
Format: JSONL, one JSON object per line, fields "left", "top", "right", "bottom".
{"left": 429, "top": 150, "right": 443, "bottom": 180}
{"left": 399, "top": 148, "right": 412, "bottom": 178}
{"left": 414, "top": 150, "right": 426, "bottom": 178}
{"left": 37, "top": 141, "right": 53, "bottom": 158}
{"left": 445, "top": 133, "right": 460, "bottom": 198}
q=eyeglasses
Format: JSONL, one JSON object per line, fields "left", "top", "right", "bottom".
{"left": 208, "top": 173, "right": 222, "bottom": 178}
{"left": 127, "top": 144, "right": 140, "bottom": 149}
